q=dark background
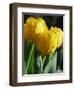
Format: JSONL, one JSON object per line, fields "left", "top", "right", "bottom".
{"left": 24, "top": 13, "right": 63, "bottom": 29}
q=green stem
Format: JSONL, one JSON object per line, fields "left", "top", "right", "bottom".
{"left": 40, "top": 56, "right": 43, "bottom": 73}
{"left": 25, "top": 43, "right": 35, "bottom": 74}
{"left": 40, "top": 56, "right": 46, "bottom": 73}
{"left": 42, "top": 56, "right": 46, "bottom": 65}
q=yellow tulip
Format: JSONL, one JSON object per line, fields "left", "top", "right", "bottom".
{"left": 50, "top": 27, "right": 63, "bottom": 48}
{"left": 24, "top": 17, "right": 37, "bottom": 41}
{"left": 36, "top": 30, "right": 57, "bottom": 55}
{"left": 36, "top": 27, "right": 63, "bottom": 55}
{"left": 24, "top": 17, "right": 48, "bottom": 42}
{"left": 24, "top": 17, "right": 63, "bottom": 55}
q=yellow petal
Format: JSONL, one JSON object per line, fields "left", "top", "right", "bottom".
{"left": 36, "top": 30, "right": 57, "bottom": 55}
{"left": 24, "top": 17, "right": 48, "bottom": 42}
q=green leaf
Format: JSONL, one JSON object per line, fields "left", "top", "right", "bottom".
{"left": 25, "top": 43, "right": 35, "bottom": 74}
{"left": 56, "top": 69, "right": 62, "bottom": 73}
{"left": 56, "top": 65, "right": 63, "bottom": 73}
{"left": 57, "top": 48, "right": 63, "bottom": 71}
{"left": 30, "top": 48, "right": 35, "bottom": 74}
{"left": 37, "top": 56, "right": 43, "bottom": 73}
{"left": 44, "top": 51, "right": 57, "bottom": 73}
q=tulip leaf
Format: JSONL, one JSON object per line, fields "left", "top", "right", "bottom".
{"left": 37, "top": 56, "right": 43, "bottom": 73}
{"left": 44, "top": 51, "right": 57, "bottom": 73}
{"left": 25, "top": 43, "right": 35, "bottom": 74}
{"left": 57, "top": 48, "right": 63, "bottom": 71}
{"left": 56, "top": 69, "right": 62, "bottom": 73}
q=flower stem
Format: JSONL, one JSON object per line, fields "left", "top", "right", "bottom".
{"left": 42, "top": 56, "right": 46, "bottom": 65}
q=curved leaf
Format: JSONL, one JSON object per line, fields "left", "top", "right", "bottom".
{"left": 44, "top": 51, "right": 57, "bottom": 73}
